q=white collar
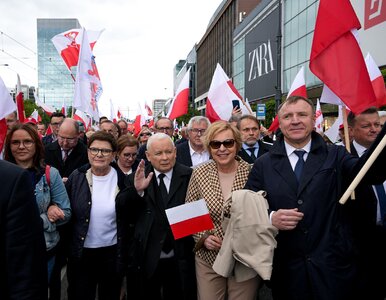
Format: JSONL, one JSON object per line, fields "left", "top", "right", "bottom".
{"left": 284, "top": 139, "right": 312, "bottom": 156}
{"left": 353, "top": 140, "right": 368, "bottom": 157}
{"left": 153, "top": 168, "right": 173, "bottom": 180}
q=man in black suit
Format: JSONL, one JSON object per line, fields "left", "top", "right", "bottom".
{"left": 45, "top": 118, "right": 88, "bottom": 181}
{"left": 42, "top": 112, "right": 66, "bottom": 145}
{"left": 237, "top": 115, "right": 272, "bottom": 164}
{"left": 348, "top": 107, "right": 386, "bottom": 300}
{"left": 176, "top": 116, "right": 210, "bottom": 167}
{"left": 0, "top": 160, "right": 47, "bottom": 300}
{"left": 124, "top": 133, "right": 196, "bottom": 299}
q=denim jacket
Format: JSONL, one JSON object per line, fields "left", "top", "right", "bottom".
{"left": 35, "top": 166, "right": 71, "bottom": 251}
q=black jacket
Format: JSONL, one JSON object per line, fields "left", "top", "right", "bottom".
{"left": 65, "top": 163, "right": 129, "bottom": 273}
{"left": 176, "top": 141, "right": 193, "bottom": 167}
{"left": 238, "top": 140, "right": 272, "bottom": 164}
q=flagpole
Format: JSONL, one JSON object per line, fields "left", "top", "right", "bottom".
{"left": 274, "top": 0, "right": 282, "bottom": 113}
{"left": 342, "top": 106, "right": 355, "bottom": 200}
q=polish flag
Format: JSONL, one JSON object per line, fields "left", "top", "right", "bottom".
{"left": 165, "top": 199, "right": 214, "bottom": 240}
{"left": 365, "top": 52, "right": 386, "bottom": 108}
{"left": 287, "top": 66, "right": 307, "bottom": 98}
{"left": 206, "top": 63, "right": 250, "bottom": 122}
{"left": 315, "top": 99, "right": 324, "bottom": 134}
{"left": 325, "top": 105, "right": 344, "bottom": 144}
{"left": 310, "top": 0, "right": 376, "bottom": 114}
{"left": 16, "top": 74, "right": 25, "bottom": 123}
{"left": 61, "top": 100, "right": 67, "bottom": 117}
{"left": 268, "top": 116, "right": 279, "bottom": 133}
{"left": 25, "top": 109, "right": 39, "bottom": 124}
{"left": 73, "top": 28, "right": 103, "bottom": 121}
{"left": 52, "top": 28, "right": 104, "bottom": 71}
{"left": 145, "top": 101, "right": 153, "bottom": 117}
{"left": 34, "top": 91, "right": 55, "bottom": 116}
{"left": 320, "top": 84, "right": 344, "bottom": 106}
{"left": 133, "top": 102, "right": 147, "bottom": 137}
{"left": 0, "top": 75, "right": 16, "bottom": 152}
{"left": 109, "top": 99, "right": 118, "bottom": 122}
{"left": 167, "top": 68, "right": 190, "bottom": 120}
{"left": 74, "top": 110, "right": 91, "bottom": 130}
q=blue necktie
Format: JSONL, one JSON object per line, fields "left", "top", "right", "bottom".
{"left": 248, "top": 147, "right": 257, "bottom": 161}
{"left": 294, "top": 150, "right": 306, "bottom": 183}
{"left": 375, "top": 184, "right": 386, "bottom": 227}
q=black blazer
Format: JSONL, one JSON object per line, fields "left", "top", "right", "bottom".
{"left": 176, "top": 141, "right": 193, "bottom": 167}
{"left": 0, "top": 161, "right": 47, "bottom": 299}
{"left": 45, "top": 140, "right": 89, "bottom": 178}
{"left": 238, "top": 140, "right": 272, "bottom": 164}
{"left": 122, "top": 162, "right": 196, "bottom": 299}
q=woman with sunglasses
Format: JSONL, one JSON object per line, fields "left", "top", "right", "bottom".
{"left": 116, "top": 135, "right": 140, "bottom": 175}
{"left": 65, "top": 131, "right": 129, "bottom": 300}
{"left": 4, "top": 123, "right": 71, "bottom": 282}
{"left": 185, "top": 121, "right": 259, "bottom": 299}
{"left": 137, "top": 128, "right": 152, "bottom": 146}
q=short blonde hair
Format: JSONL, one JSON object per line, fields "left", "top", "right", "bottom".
{"left": 203, "top": 120, "right": 242, "bottom": 153}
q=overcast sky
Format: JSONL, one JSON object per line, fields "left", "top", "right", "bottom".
{"left": 0, "top": 0, "right": 222, "bottom": 118}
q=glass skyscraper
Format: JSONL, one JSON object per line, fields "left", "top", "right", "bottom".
{"left": 37, "top": 18, "right": 80, "bottom": 109}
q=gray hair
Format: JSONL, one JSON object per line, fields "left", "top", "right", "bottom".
{"left": 146, "top": 132, "right": 175, "bottom": 151}
{"left": 187, "top": 116, "right": 211, "bottom": 130}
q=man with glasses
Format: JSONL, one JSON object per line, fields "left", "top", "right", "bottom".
{"left": 44, "top": 118, "right": 89, "bottom": 300}
{"left": 42, "top": 112, "right": 66, "bottom": 145}
{"left": 237, "top": 115, "right": 272, "bottom": 164}
{"left": 176, "top": 116, "right": 211, "bottom": 167}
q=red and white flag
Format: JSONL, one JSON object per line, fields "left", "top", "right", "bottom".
{"left": 25, "top": 109, "right": 40, "bottom": 124}
{"left": 109, "top": 99, "right": 118, "bottom": 123}
{"left": 320, "top": 84, "right": 344, "bottom": 106}
{"left": 167, "top": 68, "right": 190, "bottom": 120}
{"left": 315, "top": 99, "right": 324, "bottom": 134}
{"left": 287, "top": 66, "right": 307, "bottom": 98}
{"left": 0, "top": 75, "right": 16, "bottom": 152}
{"left": 16, "top": 74, "right": 25, "bottom": 123}
{"left": 165, "top": 199, "right": 214, "bottom": 240}
{"left": 61, "top": 99, "right": 67, "bottom": 117}
{"left": 365, "top": 52, "right": 386, "bottom": 108}
{"left": 51, "top": 28, "right": 104, "bottom": 71}
{"left": 206, "top": 63, "right": 250, "bottom": 122}
{"left": 34, "top": 91, "right": 55, "bottom": 116}
{"left": 144, "top": 101, "right": 153, "bottom": 117}
{"left": 73, "top": 28, "right": 103, "bottom": 121}
{"left": 325, "top": 105, "right": 344, "bottom": 144}
{"left": 74, "top": 109, "right": 91, "bottom": 130}
{"left": 310, "top": 0, "right": 376, "bottom": 114}
{"left": 133, "top": 102, "right": 147, "bottom": 137}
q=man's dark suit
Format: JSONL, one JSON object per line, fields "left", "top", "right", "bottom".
{"left": 45, "top": 140, "right": 89, "bottom": 178}
{"left": 0, "top": 160, "right": 47, "bottom": 300}
{"left": 122, "top": 162, "right": 196, "bottom": 299}
{"left": 238, "top": 140, "right": 272, "bottom": 164}
{"left": 350, "top": 143, "right": 386, "bottom": 300}
{"left": 176, "top": 141, "right": 193, "bottom": 167}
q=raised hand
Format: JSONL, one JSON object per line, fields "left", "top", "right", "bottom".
{"left": 134, "top": 159, "right": 153, "bottom": 193}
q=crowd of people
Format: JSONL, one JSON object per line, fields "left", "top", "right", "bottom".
{"left": 1, "top": 96, "right": 386, "bottom": 300}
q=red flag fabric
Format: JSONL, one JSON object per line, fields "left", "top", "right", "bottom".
{"left": 165, "top": 199, "right": 214, "bottom": 240}
{"left": 365, "top": 52, "right": 386, "bottom": 108}
{"left": 167, "top": 68, "right": 190, "bottom": 120}
{"left": 16, "top": 74, "right": 25, "bottom": 123}
{"left": 268, "top": 115, "right": 279, "bottom": 132}
{"left": 287, "top": 66, "right": 307, "bottom": 98}
{"left": 74, "top": 110, "right": 91, "bottom": 130}
{"left": 309, "top": 0, "right": 376, "bottom": 114}
{"left": 206, "top": 63, "right": 250, "bottom": 122}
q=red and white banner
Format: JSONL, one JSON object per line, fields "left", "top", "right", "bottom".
{"left": 206, "top": 63, "right": 250, "bottom": 122}
{"left": 315, "top": 99, "right": 324, "bottom": 134}
{"left": 365, "top": 52, "right": 386, "bottom": 108}
{"left": 34, "top": 91, "right": 55, "bottom": 116}
{"left": 73, "top": 28, "right": 103, "bottom": 121}
{"left": 325, "top": 105, "right": 344, "bottom": 144}
{"left": 165, "top": 199, "right": 214, "bottom": 240}
{"left": 74, "top": 109, "right": 91, "bottom": 130}
{"left": 16, "top": 74, "right": 25, "bottom": 123}
{"left": 167, "top": 68, "right": 190, "bottom": 120}
{"left": 51, "top": 28, "right": 104, "bottom": 71}
{"left": 310, "top": 0, "right": 376, "bottom": 114}
{"left": 0, "top": 75, "right": 16, "bottom": 152}
{"left": 287, "top": 66, "right": 307, "bottom": 98}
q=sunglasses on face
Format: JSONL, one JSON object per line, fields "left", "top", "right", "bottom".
{"left": 209, "top": 139, "right": 235, "bottom": 149}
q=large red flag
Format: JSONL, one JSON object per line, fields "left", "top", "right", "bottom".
{"left": 167, "top": 68, "right": 190, "bottom": 120}
{"left": 365, "top": 52, "right": 386, "bottom": 108}
{"left": 16, "top": 74, "right": 25, "bottom": 123}
{"left": 0, "top": 75, "right": 16, "bottom": 152}
{"left": 309, "top": 0, "right": 376, "bottom": 114}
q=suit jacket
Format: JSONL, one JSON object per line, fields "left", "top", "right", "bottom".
{"left": 244, "top": 129, "right": 386, "bottom": 300}
{"left": 0, "top": 161, "right": 47, "bottom": 300}
{"left": 42, "top": 133, "right": 55, "bottom": 145}
{"left": 45, "top": 140, "right": 89, "bottom": 178}
{"left": 123, "top": 162, "right": 196, "bottom": 298}
{"left": 238, "top": 140, "right": 272, "bottom": 164}
{"left": 176, "top": 140, "right": 193, "bottom": 167}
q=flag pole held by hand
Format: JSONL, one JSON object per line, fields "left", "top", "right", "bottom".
{"left": 339, "top": 134, "right": 386, "bottom": 204}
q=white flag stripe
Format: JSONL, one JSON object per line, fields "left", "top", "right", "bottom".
{"left": 165, "top": 199, "right": 209, "bottom": 225}
{"left": 0, "top": 76, "right": 16, "bottom": 119}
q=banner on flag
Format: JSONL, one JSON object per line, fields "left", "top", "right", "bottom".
{"left": 165, "top": 199, "right": 214, "bottom": 240}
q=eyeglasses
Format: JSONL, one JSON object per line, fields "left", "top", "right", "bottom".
{"left": 58, "top": 136, "right": 77, "bottom": 143}
{"left": 190, "top": 128, "right": 206, "bottom": 135}
{"left": 140, "top": 132, "right": 152, "bottom": 137}
{"left": 88, "top": 147, "right": 113, "bottom": 156}
{"left": 122, "top": 153, "right": 137, "bottom": 158}
{"left": 157, "top": 127, "right": 172, "bottom": 132}
{"left": 10, "top": 139, "right": 35, "bottom": 148}
{"left": 209, "top": 139, "right": 235, "bottom": 149}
